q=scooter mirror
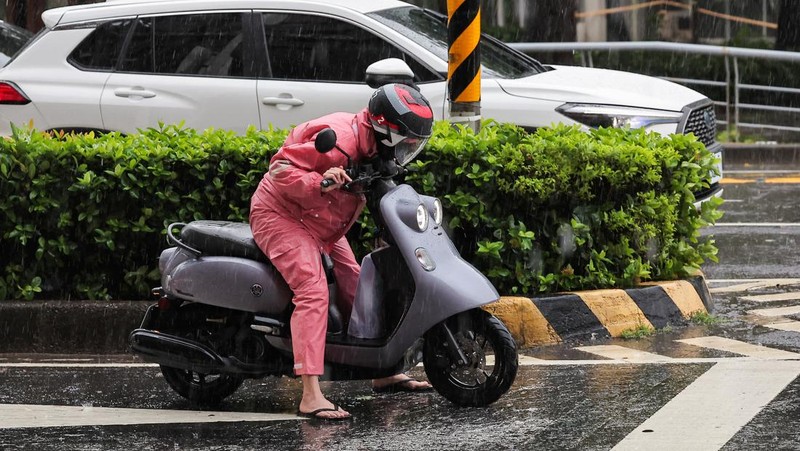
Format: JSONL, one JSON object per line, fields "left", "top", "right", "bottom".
{"left": 315, "top": 128, "right": 337, "bottom": 153}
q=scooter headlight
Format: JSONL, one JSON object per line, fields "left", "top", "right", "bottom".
{"left": 416, "top": 203, "right": 429, "bottom": 231}
{"left": 432, "top": 198, "right": 443, "bottom": 226}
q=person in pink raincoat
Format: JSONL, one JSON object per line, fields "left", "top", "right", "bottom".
{"left": 249, "top": 84, "right": 435, "bottom": 420}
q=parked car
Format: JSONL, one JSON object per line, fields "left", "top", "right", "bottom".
{"left": 0, "top": 20, "right": 32, "bottom": 67}
{"left": 0, "top": 0, "right": 721, "bottom": 200}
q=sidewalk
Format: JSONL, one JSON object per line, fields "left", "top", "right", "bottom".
{"left": 0, "top": 276, "right": 711, "bottom": 354}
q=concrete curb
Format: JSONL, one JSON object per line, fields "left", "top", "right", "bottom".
{"left": 0, "top": 277, "right": 711, "bottom": 354}
{"left": 0, "top": 300, "right": 149, "bottom": 354}
{"left": 483, "top": 275, "right": 712, "bottom": 348}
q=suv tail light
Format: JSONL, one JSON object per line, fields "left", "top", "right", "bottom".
{"left": 0, "top": 82, "right": 30, "bottom": 105}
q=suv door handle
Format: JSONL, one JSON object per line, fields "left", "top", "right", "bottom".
{"left": 114, "top": 88, "right": 156, "bottom": 99}
{"left": 262, "top": 97, "right": 304, "bottom": 106}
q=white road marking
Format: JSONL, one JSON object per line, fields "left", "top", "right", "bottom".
{"left": 575, "top": 345, "right": 673, "bottom": 362}
{"left": 708, "top": 278, "right": 800, "bottom": 283}
{"left": 748, "top": 305, "right": 800, "bottom": 317}
{"left": 710, "top": 222, "right": 800, "bottom": 227}
{"left": 515, "top": 355, "right": 543, "bottom": 365}
{"left": 519, "top": 357, "right": 757, "bottom": 366}
{"left": 0, "top": 363, "right": 158, "bottom": 368}
{"left": 707, "top": 278, "right": 800, "bottom": 294}
{"left": 612, "top": 360, "right": 800, "bottom": 451}
{"left": 0, "top": 404, "right": 303, "bottom": 429}
{"left": 764, "top": 320, "right": 800, "bottom": 333}
{"left": 677, "top": 336, "right": 800, "bottom": 360}
{"left": 725, "top": 170, "right": 800, "bottom": 175}
{"left": 740, "top": 292, "right": 800, "bottom": 303}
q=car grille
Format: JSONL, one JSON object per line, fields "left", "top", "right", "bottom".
{"left": 682, "top": 104, "right": 716, "bottom": 147}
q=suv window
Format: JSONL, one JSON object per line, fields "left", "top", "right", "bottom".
{"left": 370, "top": 7, "right": 544, "bottom": 79}
{"left": 69, "top": 20, "right": 132, "bottom": 71}
{"left": 261, "top": 13, "right": 440, "bottom": 83}
{"left": 120, "top": 13, "right": 246, "bottom": 77}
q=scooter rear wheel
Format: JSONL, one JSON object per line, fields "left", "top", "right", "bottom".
{"left": 160, "top": 366, "right": 243, "bottom": 406}
{"left": 423, "top": 309, "right": 518, "bottom": 406}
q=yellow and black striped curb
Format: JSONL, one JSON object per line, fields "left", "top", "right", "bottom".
{"left": 483, "top": 276, "right": 712, "bottom": 349}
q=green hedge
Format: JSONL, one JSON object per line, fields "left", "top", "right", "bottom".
{"left": 406, "top": 121, "right": 721, "bottom": 294}
{"left": 0, "top": 121, "right": 721, "bottom": 301}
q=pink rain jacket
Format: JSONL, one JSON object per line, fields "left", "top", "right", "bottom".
{"left": 249, "top": 110, "right": 376, "bottom": 375}
{"left": 251, "top": 109, "right": 377, "bottom": 250}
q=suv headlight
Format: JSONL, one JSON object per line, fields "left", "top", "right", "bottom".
{"left": 556, "top": 103, "right": 683, "bottom": 129}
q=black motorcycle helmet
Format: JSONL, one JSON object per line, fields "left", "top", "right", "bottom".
{"left": 368, "top": 83, "right": 433, "bottom": 166}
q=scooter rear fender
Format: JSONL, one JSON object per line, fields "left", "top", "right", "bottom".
{"left": 161, "top": 248, "right": 292, "bottom": 314}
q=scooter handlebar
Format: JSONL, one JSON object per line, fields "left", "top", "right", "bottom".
{"left": 320, "top": 162, "right": 394, "bottom": 191}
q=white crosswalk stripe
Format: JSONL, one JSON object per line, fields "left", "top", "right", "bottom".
{"left": 677, "top": 336, "right": 800, "bottom": 360}
{"left": 707, "top": 278, "right": 800, "bottom": 294}
{"left": 516, "top": 336, "right": 800, "bottom": 365}
{"left": 748, "top": 305, "right": 800, "bottom": 317}
{"left": 740, "top": 292, "right": 800, "bottom": 303}
{"left": 764, "top": 320, "right": 800, "bottom": 333}
{"left": 613, "top": 360, "right": 800, "bottom": 451}
{"left": 575, "top": 345, "right": 673, "bottom": 362}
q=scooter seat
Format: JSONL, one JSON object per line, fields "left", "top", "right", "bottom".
{"left": 180, "top": 220, "right": 268, "bottom": 263}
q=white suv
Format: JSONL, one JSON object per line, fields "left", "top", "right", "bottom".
{"left": 0, "top": 0, "right": 722, "bottom": 200}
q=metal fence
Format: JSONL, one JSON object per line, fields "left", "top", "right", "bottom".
{"left": 508, "top": 41, "right": 800, "bottom": 140}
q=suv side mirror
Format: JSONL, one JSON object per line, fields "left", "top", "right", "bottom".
{"left": 365, "top": 58, "right": 416, "bottom": 89}
{"left": 315, "top": 128, "right": 337, "bottom": 153}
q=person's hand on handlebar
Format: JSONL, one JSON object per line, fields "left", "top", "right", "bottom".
{"left": 320, "top": 166, "right": 352, "bottom": 192}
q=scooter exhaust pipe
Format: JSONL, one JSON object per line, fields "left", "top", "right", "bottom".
{"left": 129, "top": 329, "right": 227, "bottom": 374}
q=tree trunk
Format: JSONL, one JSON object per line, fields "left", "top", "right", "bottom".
{"left": 776, "top": 0, "right": 800, "bottom": 51}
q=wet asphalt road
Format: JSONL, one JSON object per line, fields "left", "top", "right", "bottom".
{"left": 3, "top": 163, "right": 800, "bottom": 450}
{"left": 0, "top": 360, "right": 717, "bottom": 450}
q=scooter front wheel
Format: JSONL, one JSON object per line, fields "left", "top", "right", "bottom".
{"left": 423, "top": 309, "right": 518, "bottom": 407}
{"left": 160, "top": 366, "right": 243, "bottom": 406}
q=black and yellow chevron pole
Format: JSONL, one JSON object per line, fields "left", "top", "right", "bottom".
{"left": 447, "top": 0, "right": 481, "bottom": 132}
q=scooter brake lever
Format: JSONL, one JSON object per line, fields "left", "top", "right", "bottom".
{"left": 344, "top": 173, "right": 378, "bottom": 192}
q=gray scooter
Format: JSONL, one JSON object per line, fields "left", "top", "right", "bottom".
{"left": 129, "top": 128, "right": 518, "bottom": 406}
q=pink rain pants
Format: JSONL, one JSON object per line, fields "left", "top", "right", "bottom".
{"left": 250, "top": 110, "right": 376, "bottom": 375}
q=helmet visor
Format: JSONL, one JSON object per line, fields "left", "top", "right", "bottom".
{"left": 394, "top": 137, "right": 428, "bottom": 166}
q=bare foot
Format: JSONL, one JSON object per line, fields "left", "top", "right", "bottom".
{"left": 298, "top": 375, "right": 351, "bottom": 420}
{"left": 373, "top": 373, "right": 433, "bottom": 392}
{"left": 299, "top": 397, "right": 351, "bottom": 420}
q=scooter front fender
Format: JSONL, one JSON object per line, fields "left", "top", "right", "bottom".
{"left": 397, "top": 194, "right": 500, "bottom": 346}
{"left": 320, "top": 185, "right": 500, "bottom": 369}
{"left": 385, "top": 186, "right": 500, "bottom": 311}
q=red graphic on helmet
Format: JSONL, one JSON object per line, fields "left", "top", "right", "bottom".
{"left": 395, "top": 85, "right": 433, "bottom": 119}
